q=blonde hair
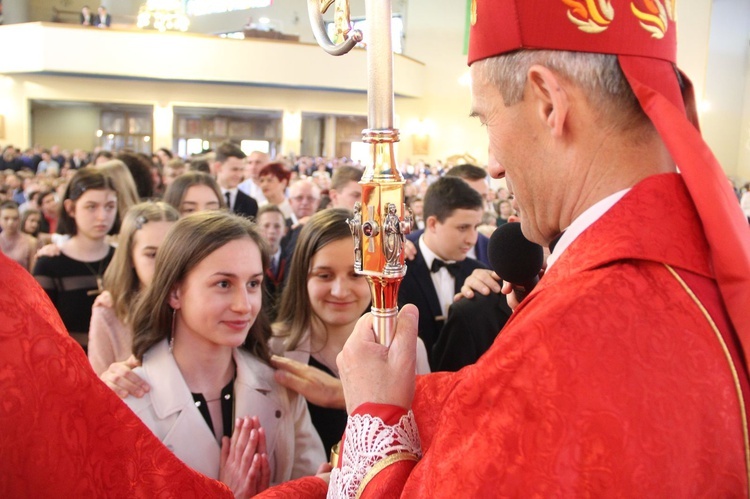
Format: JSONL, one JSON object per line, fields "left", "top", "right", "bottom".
{"left": 97, "top": 160, "right": 140, "bottom": 223}
{"left": 103, "top": 202, "right": 179, "bottom": 323}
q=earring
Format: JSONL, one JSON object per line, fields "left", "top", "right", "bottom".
{"left": 169, "top": 308, "right": 176, "bottom": 353}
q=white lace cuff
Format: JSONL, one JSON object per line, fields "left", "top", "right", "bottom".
{"left": 327, "top": 410, "right": 421, "bottom": 498}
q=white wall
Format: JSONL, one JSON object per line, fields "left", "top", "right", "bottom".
{"left": 701, "top": 0, "right": 750, "bottom": 182}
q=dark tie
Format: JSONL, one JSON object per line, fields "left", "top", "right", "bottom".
{"left": 225, "top": 192, "right": 232, "bottom": 210}
{"left": 431, "top": 258, "right": 460, "bottom": 278}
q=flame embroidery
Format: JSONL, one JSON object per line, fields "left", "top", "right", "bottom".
{"left": 563, "top": 0, "right": 615, "bottom": 33}
{"left": 631, "top": 0, "right": 671, "bottom": 39}
{"left": 471, "top": 0, "right": 477, "bottom": 26}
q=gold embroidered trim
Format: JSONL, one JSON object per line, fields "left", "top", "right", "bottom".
{"left": 665, "top": 264, "right": 750, "bottom": 491}
{"left": 355, "top": 452, "right": 419, "bottom": 499}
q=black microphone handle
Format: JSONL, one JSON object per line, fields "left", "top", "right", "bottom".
{"left": 511, "top": 276, "right": 539, "bottom": 302}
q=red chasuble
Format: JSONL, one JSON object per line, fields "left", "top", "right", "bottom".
{"left": 263, "top": 173, "right": 749, "bottom": 497}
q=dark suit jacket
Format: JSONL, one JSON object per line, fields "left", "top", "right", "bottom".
{"left": 95, "top": 14, "right": 112, "bottom": 27}
{"left": 398, "top": 243, "right": 487, "bottom": 368}
{"left": 263, "top": 248, "right": 292, "bottom": 322}
{"left": 232, "top": 190, "right": 258, "bottom": 220}
{"left": 407, "top": 229, "right": 490, "bottom": 267}
{"left": 281, "top": 223, "right": 302, "bottom": 256}
{"left": 432, "top": 291, "right": 512, "bottom": 372}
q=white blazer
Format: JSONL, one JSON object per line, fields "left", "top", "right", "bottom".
{"left": 124, "top": 339, "right": 325, "bottom": 484}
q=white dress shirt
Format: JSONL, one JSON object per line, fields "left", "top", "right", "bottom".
{"left": 546, "top": 188, "right": 630, "bottom": 270}
{"left": 419, "top": 235, "right": 456, "bottom": 319}
{"left": 238, "top": 178, "right": 267, "bottom": 204}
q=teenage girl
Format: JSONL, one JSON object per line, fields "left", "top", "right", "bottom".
{"left": 33, "top": 169, "right": 118, "bottom": 350}
{"left": 88, "top": 201, "right": 179, "bottom": 375}
{"left": 124, "top": 210, "right": 325, "bottom": 487}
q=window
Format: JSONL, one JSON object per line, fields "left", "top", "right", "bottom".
{"left": 173, "top": 107, "right": 281, "bottom": 158}
{"left": 99, "top": 109, "right": 153, "bottom": 155}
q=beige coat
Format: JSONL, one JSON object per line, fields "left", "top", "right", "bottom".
{"left": 88, "top": 304, "right": 132, "bottom": 376}
{"left": 124, "top": 339, "right": 325, "bottom": 484}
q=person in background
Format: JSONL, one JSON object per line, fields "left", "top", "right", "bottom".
{"left": 80, "top": 5, "right": 94, "bottom": 25}
{"left": 95, "top": 5, "right": 111, "bottom": 28}
{"left": 477, "top": 211, "right": 497, "bottom": 238}
{"left": 71, "top": 149, "right": 89, "bottom": 169}
{"left": 212, "top": 142, "right": 258, "bottom": 219}
{"left": 327, "top": 165, "right": 362, "bottom": 211}
{"left": 406, "top": 195, "right": 424, "bottom": 230}
{"left": 255, "top": 204, "right": 289, "bottom": 322}
{"left": 403, "top": 164, "right": 492, "bottom": 267}
{"left": 164, "top": 171, "right": 225, "bottom": 217}
{"left": 93, "top": 150, "right": 114, "bottom": 165}
{"left": 150, "top": 162, "right": 165, "bottom": 198}
{"left": 258, "top": 163, "right": 293, "bottom": 220}
{"left": 496, "top": 198, "right": 514, "bottom": 226}
{"left": 163, "top": 158, "right": 187, "bottom": 190}
{"left": 88, "top": 201, "right": 179, "bottom": 376}
{"left": 124, "top": 210, "right": 325, "bottom": 486}
{"left": 280, "top": 179, "right": 321, "bottom": 255}
{"left": 37, "top": 190, "right": 60, "bottom": 242}
{"left": 33, "top": 169, "right": 118, "bottom": 351}
{"left": 97, "top": 159, "right": 140, "bottom": 225}
{"left": 36, "top": 150, "right": 60, "bottom": 176}
{"left": 21, "top": 208, "right": 42, "bottom": 239}
{"left": 49, "top": 145, "right": 66, "bottom": 168}
{"left": 154, "top": 147, "right": 173, "bottom": 168}
{"left": 399, "top": 176, "right": 487, "bottom": 365}
{"left": 0, "top": 201, "right": 37, "bottom": 271}
{"left": 239, "top": 151, "right": 269, "bottom": 204}
{"left": 270, "top": 209, "right": 430, "bottom": 454}
{"left": 18, "top": 180, "right": 41, "bottom": 214}
{"left": 117, "top": 152, "right": 155, "bottom": 200}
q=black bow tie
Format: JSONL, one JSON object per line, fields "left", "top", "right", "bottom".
{"left": 431, "top": 259, "right": 460, "bottom": 277}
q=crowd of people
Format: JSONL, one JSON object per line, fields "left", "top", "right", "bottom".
{"left": 0, "top": 138, "right": 524, "bottom": 495}
{"left": 3, "top": 0, "right": 750, "bottom": 492}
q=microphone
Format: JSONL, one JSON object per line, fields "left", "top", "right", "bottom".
{"left": 488, "top": 222, "right": 544, "bottom": 302}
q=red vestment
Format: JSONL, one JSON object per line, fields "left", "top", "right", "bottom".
{"left": 264, "top": 173, "right": 750, "bottom": 497}
{"left": 0, "top": 256, "right": 232, "bottom": 497}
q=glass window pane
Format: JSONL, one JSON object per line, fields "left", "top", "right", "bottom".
{"left": 102, "top": 112, "right": 125, "bottom": 133}
{"left": 129, "top": 115, "right": 152, "bottom": 134}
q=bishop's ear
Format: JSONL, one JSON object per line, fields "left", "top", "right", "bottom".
{"left": 527, "top": 65, "right": 569, "bottom": 138}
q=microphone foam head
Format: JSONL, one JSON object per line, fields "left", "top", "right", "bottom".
{"left": 488, "top": 222, "right": 544, "bottom": 285}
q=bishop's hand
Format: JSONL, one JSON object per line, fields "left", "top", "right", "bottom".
{"left": 337, "top": 304, "right": 419, "bottom": 414}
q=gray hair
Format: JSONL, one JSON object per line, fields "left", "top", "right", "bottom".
{"left": 474, "top": 51, "right": 648, "bottom": 131}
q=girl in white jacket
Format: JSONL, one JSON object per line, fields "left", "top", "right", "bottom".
{"left": 124, "top": 210, "right": 325, "bottom": 495}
